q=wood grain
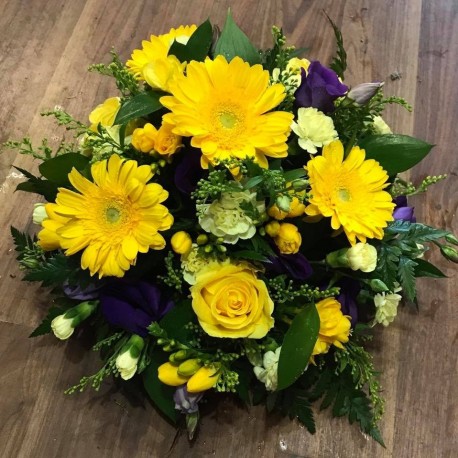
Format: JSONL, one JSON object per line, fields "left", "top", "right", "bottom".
{"left": 0, "top": 1, "right": 456, "bottom": 457}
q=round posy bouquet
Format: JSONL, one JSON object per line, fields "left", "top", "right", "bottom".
{"left": 7, "top": 12, "right": 457, "bottom": 444}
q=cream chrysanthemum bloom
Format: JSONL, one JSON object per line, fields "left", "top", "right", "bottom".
{"left": 126, "top": 25, "right": 197, "bottom": 92}
{"left": 38, "top": 154, "right": 173, "bottom": 278}
{"left": 161, "top": 55, "right": 294, "bottom": 168}
{"left": 305, "top": 140, "right": 395, "bottom": 245}
{"left": 292, "top": 107, "right": 338, "bottom": 154}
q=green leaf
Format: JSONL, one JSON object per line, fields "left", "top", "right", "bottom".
{"left": 231, "top": 250, "right": 269, "bottom": 262}
{"left": 14, "top": 166, "right": 58, "bottom": 201}
{"left": 143, "top": 351, "right": 177, "bottom": 423}
{"left": 168, "top": 19, "right": 213, "bottom": 62}
{"left": 325, "top": 13, "right": 347, "bottom": 80}
{"left": 292, "top": 395, "right": 316, "bottom": 434}
{"left": 283, "top": 168, "right": 307, "bottom": 182}
{"left": 277, "top": 304, "right": 320, "bottom": 390}
{"left": 38, "top": 153, "right": 90, "bottom": 186}
{"left": 159, "top": 299, "right": 195, "bottom": 342}
{"left": 413, "top": 259, "right": 447, "bottom": 278}
{"left": 398, "top": 256, "right": 417, "bottom": 301}
{"left": 358, "top": 135, "right": 434, "bottom": 176}
{"left": 29, "top": 306, "right": 66, "bottom": 337}
{"left": 114, "top": 92, "right": 163, "bottom": 125}
{"left": 214, "top": 10, "right": 261, "bottom": 65}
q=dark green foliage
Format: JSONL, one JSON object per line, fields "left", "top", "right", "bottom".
{"left": 14, "top": 166, "right": 58, "bottom": 201}
{"left": 114, "top": 92, "right": 163, "bottom": 125}
{"left": 29, "top": 306, "right": 67, "bottom": 337}
{"left": 326, "top": 14, "right": 347, "bottom": 80}
{"left": 168, "top": 20, "right": 213, "bottom": 62}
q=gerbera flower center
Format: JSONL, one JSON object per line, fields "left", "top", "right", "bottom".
{"left": 106, "top": 206, "right": 122, "bottom": 223}
{"left": 219, "top": 111, "right": 239, "bottom": 129}
{"left": 338, "top": 188, "right": 351, "bottom": 202}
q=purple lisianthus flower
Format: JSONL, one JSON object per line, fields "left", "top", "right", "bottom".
{"left": 294, "top": 61, "right": 348, "bottom": 113}
{"left": 393, "top": 196, "right": 416, "bottom": 223}
{"left": 99, "top": 280, "right": 174, "bottom": 337}
{"left": 174, "top": 384, "right": 203, "bottom": 414}
{"left": 336, "top": 278, "right": 360, "bottom": 325}
{"left": 63, "top": 282, "right": 104, "bottom": 300}
{"left": 265, "top": 250, "right": 313, "bottom": 281}
{"left": 174, "top": 151, "right": 205, "bottom": 194}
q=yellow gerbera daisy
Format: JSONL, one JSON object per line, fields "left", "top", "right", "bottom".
{"left": 126, "top": 25, "right": 197, "bottom": 92}
{"left": 160, "top": 55, "right": 294, "bottom": 169}
{"left": 38, "top": 154, "right": 173, "bottom": 278}
{"left": 304, "top": 140, "right": 395, "bottom": 245}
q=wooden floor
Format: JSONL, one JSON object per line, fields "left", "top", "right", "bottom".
{"left": 0, "top": 1, "right": 456, "bottom": 457}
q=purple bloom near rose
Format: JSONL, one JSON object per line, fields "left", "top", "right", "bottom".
{"left": 99, "top": 280, "right": 174, "bottom": 337}
{"left": 174, "top": 384, "right": 203, "bottom": 414}
{"left": 393, "top": 196, "right": 416, "bottom": 223}
{"left": 294, "top": 61, "right": 348, "bottom": 113}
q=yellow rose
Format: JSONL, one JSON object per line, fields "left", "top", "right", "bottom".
{"left": 274, "top": 223, "right": 302, "bottom": 254}
{"left": 312, "top": 298, "right": 351, "bottom": 358}
{"left": 88, "top": 97, "right": 120, "bottom": 130}
{"left": 154, "top": 122, "right": 182, "bottom": 156}
{"left": 190, "top": 262, "right": 274, "bottom": 339}
{"left": 131, "top": 123, "right": 158, "bottom": 153}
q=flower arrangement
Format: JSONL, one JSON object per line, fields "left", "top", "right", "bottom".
{"left": 6, "top": 12, "right": 457, "bottom": 445}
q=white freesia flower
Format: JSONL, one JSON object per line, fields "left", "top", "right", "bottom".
{"left": 373, "top": 286, "right": 402, "bottom": 327}
{"left": 51, "top": 315, "right": 75, "bottom": 340}
{"left": 198, "top": 190, "right": 265, "bottom": 244}
{"left": 253, "top": 347, "right": 281, "bottom": 391}
{"left": 271, "top": 57, "right": 310, "bottom": 94}
{"left": 347, "top": 243, "right": 378, "bottom": 272}
{"left": 32, "top": 203, "right": 47, "bottom": 225}
{"left": 372, "top": 115, "right": 392, "bottom": 134}
{"left": 291, "top": 107, "right": 338, "bottom": 154}
{"left": 115, "top": 350, "right": 139, "bottom": 380}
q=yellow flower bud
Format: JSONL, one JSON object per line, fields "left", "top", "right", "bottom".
{"left": 157, "top": 362, "right": 190, "bottom": 386}
{"left": 171, "top": 231, "right": 192, "bottom": 255}
{"left": 131, "top": 123, "right": 158, "bottom": 153}
{"left": 177, "top": 358, "right": 202, "bottom": 377}
{"left": 265, "top": 220, "right": 281, "bottom": 237}
{"left": 187, "top": 365, "right": 221, "bottom": 393}
{"left": 154, "top": 122, "right": 182, "bottom": 156}
{"left": 88, "top": 97, "right": 121, "bottom": 129}
{"left": 274, "top": 223, "right": 302, "bottom": 254}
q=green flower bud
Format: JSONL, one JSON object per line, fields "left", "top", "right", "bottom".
{"left": 196, "top": 234, "right": 208, "bottom": 245}
{"left": 440, "top": 245, "right": 458, "bottom": 263}
{"left": 169, "top": 349, "right": 193, "bottom": 363}
{"left": 370, "top": 279, "right": 389, "bottom": 292}
{"left": 178, "top": 358, "right": 202, "bottom": 377}
{"left": 445, "top": 233, "right": 458, "bottom": 246}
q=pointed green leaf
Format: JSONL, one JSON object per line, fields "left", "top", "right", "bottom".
{"left": 214, "top": 10, "right": 261, "bottom": 65}
{"left": 358, "top": 135, "right": 434, "bottom": 176}
{"left": 38, "top": 153, "right": 90, "bottom": 186}
{"left": 277, "top": 304, "right": 320, "bottom": 390}
{"left": 114, "top": 92, "right": 163, "bottom": 125}
{"left": 413, "top": 258, "right": 447, "bottom": 278}
{"left": 168, "top": 19, "right": 213, "bottom": 62}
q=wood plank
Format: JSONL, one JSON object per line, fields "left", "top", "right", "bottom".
{"left": 0, "top": 0, "right": 456, "bottom": 457}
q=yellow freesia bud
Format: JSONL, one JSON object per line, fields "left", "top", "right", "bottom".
{"left": 187, "top": 365, "right": 221, "bottom": 393}
{"left": 131, "top": 123, "right": 158, "bottom": 153}
{"left": 88, "top": 97, "right": 120, "bottom": 129}
{"left": 171, "top": 231, "right": 192, "bottom": 255}
{"left": 154, "top": 122, "right": 182, "bottom": 156}
{"left": 177, "top": 358, "right": 202, "bottom": 377}
{"left": 265, "top": 221, "right": 281, "bottom": 237}
{"left": 158, "top": 362, "right": 190, "bottom": 386}
{"left": 274, "top": 223, "right": 302, "bottom": 254}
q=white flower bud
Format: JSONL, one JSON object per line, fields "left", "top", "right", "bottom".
{"left": 32, "top": 203, "right": 47, "bottom": 225}
{"left": 346, "top": 243, "right": 378, "bottom": 272}
{"left": 51, "top": 315, "right": 75, "bottom": 340}
{"left": 348, "top": 82, "right": 384, "bottom": 105}
{"left": 373, "top": 287, "right": 402, "bottom": 327}
{"left": 253, "top": 347, "right": 281, "bottom": 391}
{"left": 372, "top": 116, "right": 392, "bottom": 134}
{"left": 115, "top": 351, "right": 139, "bottom": 380}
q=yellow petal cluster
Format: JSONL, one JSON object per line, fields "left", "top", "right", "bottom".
{"left": 312, "top": 298, "right": 351, "bottom": 357}
{"left": 273, "top": 223, "right": 302, "bottom": 254}
{"left": 161, "top": 55, "right": 294, "bottom": 169}
{"left": 190, "top": 261, "right": 274, "bottom": 339}
{"left": 158, "top": 362, "right": 220, "bottom": 393}
{"left": 305, "top": 140, "right": 395, "bottom": 245}
{"left": 131, "top": 122, "right": 182, "bottom": 156}
{"left": 126, "top": 25, "right": 197, "bottom": 92}
{"left": 88, "top": 97, "right": 120, "bottom": 130}
{"left": 171, "top": 231, "right": 192, "bottom": 255}
{"left": 37, "top": 154, "right": 173, "bottom": 278}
